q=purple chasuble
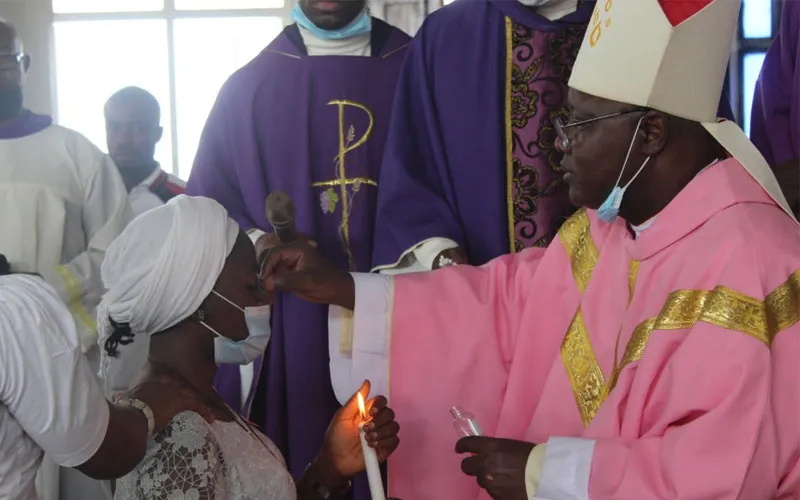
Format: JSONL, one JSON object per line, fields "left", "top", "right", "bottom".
{"left": 371, "top": 0, "right": 734, "bottom": 267}
{"left": 751, "top": 0, "right": 799, "bottom": 167}
{"left": 0, "top": 109, "right": 53, "bottom": 139}
{"left": 372, "top": 0, "right": 595, "bottom": 268}
{"left": 185, "top": 19, "right": 409, "bottom": 491}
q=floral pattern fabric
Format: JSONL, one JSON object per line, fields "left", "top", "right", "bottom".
{"left": 114, "top": 411, "right": 296, "bottom": 500}
{"left": 509, "top": 20, "right": 588, "bottom": 250}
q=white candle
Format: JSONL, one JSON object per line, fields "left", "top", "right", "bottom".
{"left": 358, "top": 393, "right": 386, "bottom": 500}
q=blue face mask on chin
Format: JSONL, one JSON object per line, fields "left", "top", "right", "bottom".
{"left": 292, "top": 4, "right": 371, "bottom": 40}
{"left": 597, "top": 116, "right": 651, "bottom": 224}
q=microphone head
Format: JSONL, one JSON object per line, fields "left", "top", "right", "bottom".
{"left": 265, "top": 191, "right": 296, "bottom": 229}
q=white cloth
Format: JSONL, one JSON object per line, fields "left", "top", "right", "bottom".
{"left": 0, "top": 275, "right": 109, "bottom": 500}
{"left": 98, "top": 195, "right": 239, "bottom": 391}
{"left": 115, "top": 411, "right": 295, "bottom": 500}
{"left": 328, "top": 273, "right": 392, "bottom": 403}
{"left": 298, "top": 24, "right": 371, "bottom": 57}
{"left": 0, "top": 125, "right": 132, "bottom": 353}
{"left": 373, "top": 237, "right": 460, "bottom": 274}
{"left": 530, "top": 0, "right": 579, "bottom": 21}
{"left": 128, "top": 167, "right": 186, "bottom": 217}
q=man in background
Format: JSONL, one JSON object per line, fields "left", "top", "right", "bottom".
{"left": 0, "top": 19, "right": 130, "bottom": 500}
{"left": 372, "top": 0, "right": 735, "bottom": 273}
{"left": 102, "top": 87, "right": 185, "bottom": 399}
{"left": 105, "top": 86, "right": 185, "bottom": 217}
{"left": 750, "top": 0, "right": 799, "bottom": 216}
{"left": 185, "top": 2, "right": 409, "bottom": 498}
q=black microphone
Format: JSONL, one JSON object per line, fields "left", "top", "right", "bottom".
{"left": 265, "top": 191, "right": 297, "bottom": 244}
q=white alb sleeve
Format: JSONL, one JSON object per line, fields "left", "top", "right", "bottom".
{"left": 534, "top": 437, "right": 595, "bottom": 500}
{"left": 0, "top": 278, "right": 110, "bottom": 468}
{"left": 373, "top": 237, "right": 459, "bottom": 274}
{"left": 329, "top": 273, "right": 393, "bottom": 404}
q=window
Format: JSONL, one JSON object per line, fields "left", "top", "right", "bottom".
{"left": 53, "top": 0, "right": 290, "bottom": 179}
{"left": 730, "top": 0, "right": 782, "bottom": 135}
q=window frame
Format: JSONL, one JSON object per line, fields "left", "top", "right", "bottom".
{"left": 50, "top": 0, "right": 292, "bottom": 176}
{"left": 728, "top": 0, "right": 783, "bottom": 126}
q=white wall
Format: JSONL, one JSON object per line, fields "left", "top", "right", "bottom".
{"left": 0, "top": 0, "right": 54, "bottom": 115}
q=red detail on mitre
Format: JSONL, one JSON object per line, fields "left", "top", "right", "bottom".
{"left": 658, "top": 0, "right": 714, "bottom": 25}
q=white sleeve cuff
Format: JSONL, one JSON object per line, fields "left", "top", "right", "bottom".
{"left": 412, "top": 238, "right": 459, "bottom": 270}
{"left": 534, "top": 437, "right": 594, "bottom": 500}
{"left": 372, "top": 237, "right": 459, "bottom": 273}
{"left": 526, "top": 444, "right": 548, "bottom": 498}
{"left": 328, "top": 273, "right": 392, "bottom": 404}
{"left": 248, "top": 229, "right": 266, "bottom": 247}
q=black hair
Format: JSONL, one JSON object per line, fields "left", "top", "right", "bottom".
{"left": 105, "top": 86, "right": 161, "bottom": 124}
{"left": 0, "top": 255, "right": 10, "bottom": 276}
{"left": 103, "top": 317, "right": 135, "bottom": 358}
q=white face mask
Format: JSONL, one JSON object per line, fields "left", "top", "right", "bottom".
{"left": 199, "top": 291, "right": 271, "bottom": 365}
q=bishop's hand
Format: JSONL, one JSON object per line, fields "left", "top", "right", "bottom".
{"left": 260, "top": 241, "right": 355, "bottom": 310}
{"left": 457, "top": 436, "right": 534, "bottom": 500}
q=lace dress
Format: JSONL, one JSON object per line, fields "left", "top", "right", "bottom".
{"left": 115, "top": 411, "right": 296, "bottom": 500}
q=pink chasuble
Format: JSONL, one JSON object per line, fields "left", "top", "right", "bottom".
{"left": 386, "top": 159, "right": 800, "bottom": 500}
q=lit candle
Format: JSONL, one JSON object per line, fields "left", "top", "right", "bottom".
{"left": 358, "top": 392, "right": 386, "bottom": 500}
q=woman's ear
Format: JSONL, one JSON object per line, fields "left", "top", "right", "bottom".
{"left": 640, "top": 112, "right": 669, "bottom": 157}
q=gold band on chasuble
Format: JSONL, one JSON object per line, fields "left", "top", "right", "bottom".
{"left": 558, "top": 209, "right": 605, "bottom": 426}
{"left": 555, "top": 209, "right": 800, "bottom": 425}
{"left": 611, "top": 270, "right": 800, "bottom": 391}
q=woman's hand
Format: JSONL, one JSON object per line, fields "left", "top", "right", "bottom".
{"left": 318, "top": 380, "right": 400, "bottom": 482}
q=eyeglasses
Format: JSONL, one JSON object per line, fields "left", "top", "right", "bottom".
{"left": 553, "top": 108, "right": 648, "bottom": 153}
{"left": 0, "top": 52, "right": 25, "bottom": 71}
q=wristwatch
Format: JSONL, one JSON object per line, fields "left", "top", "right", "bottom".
{"left": 118, "top": 398, "right": 155, "bottom": 439}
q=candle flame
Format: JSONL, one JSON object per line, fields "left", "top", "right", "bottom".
{"left": 357, "top": 392, "right": 367, "bottom": 420}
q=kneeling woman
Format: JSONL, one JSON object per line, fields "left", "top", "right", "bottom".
{"left": 98, "top": 195, "right": 399, "bottom": 500}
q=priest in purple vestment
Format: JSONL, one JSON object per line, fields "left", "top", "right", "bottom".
{"left": 750, "top": 0, "right": 800, "bottom": 216}
{"left": 184, "top": 1, "right": 409, "bottom": 496}
{"left": 372, "top": 0, "right": 735, "bottom": 272}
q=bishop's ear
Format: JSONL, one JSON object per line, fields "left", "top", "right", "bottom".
{"left": 639, "top": 111, "right": 669, "bottom": 157}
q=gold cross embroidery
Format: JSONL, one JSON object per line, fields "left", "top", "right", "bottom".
{"left": 312, "top": 99, "right": 378, "bottom": 271}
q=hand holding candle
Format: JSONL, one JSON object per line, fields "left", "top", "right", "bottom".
{"left": 358, "top": 392, "right": 386, "bottom": 500}
{"left": 318, "top": 380, "right": 400, "bottom": 497}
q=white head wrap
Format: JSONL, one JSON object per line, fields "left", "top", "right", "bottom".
{"left": 97, "top": 195, "right": 239, "bottom": 380}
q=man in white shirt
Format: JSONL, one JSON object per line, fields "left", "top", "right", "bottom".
{"left": 105, "top": 87, "right": 185, "bottom": 217}
{"left": 0, "top": 19, "right": 130, "bottom": 500}
{"left": 0, "top": 271, "right": 205, "bottom": 500}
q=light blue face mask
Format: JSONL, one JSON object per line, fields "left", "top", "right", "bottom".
{"left": 200, "top": 291, "right": 272, "bottom": 366}
{"left": 597, "top": 116, "right": 651, "bottom": 224}
{"left": 292, "top": 3, "right": 371, "bottom": 40}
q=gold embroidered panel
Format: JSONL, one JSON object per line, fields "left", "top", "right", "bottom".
{"left": 561, "top": 308, "right": 606, "bottom": 426}
{"left": 558, "top": 209, "right": 599, "bottom": 293}
{"left": 558, "top": 210, "right": 604, "bottom": 425}
{"left": 311, "top": 100, "right": 378, "bottom": 271}
{"left": 614, "top": 270, "right": 800, "bottom": 386}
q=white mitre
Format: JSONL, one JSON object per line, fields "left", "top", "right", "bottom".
{"left": 568, "top": 0, "right": 796, "bottom": 221}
